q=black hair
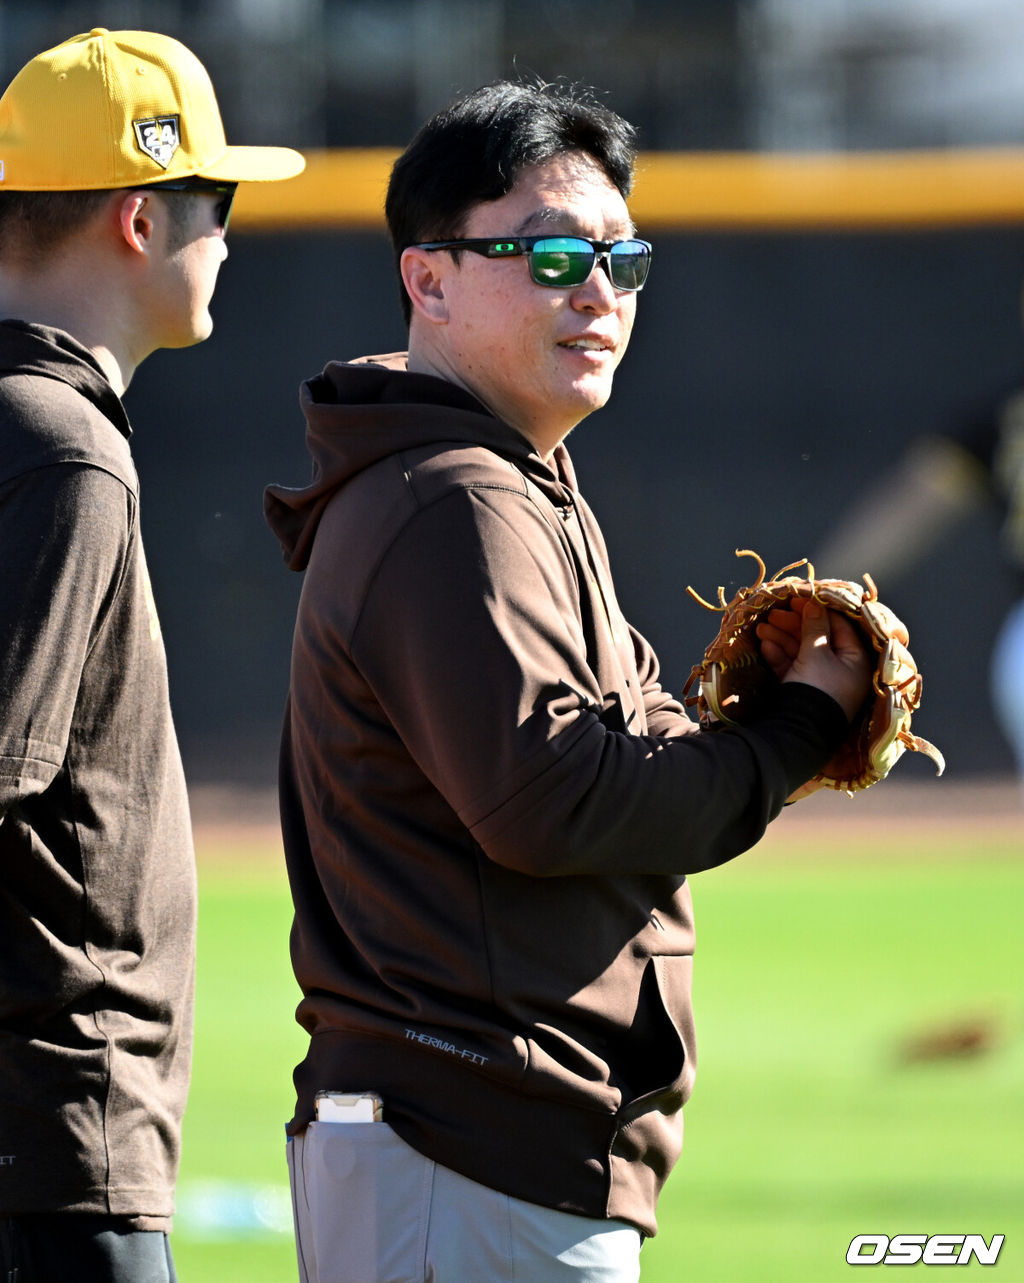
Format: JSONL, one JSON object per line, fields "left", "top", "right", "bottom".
{"left": 0, "top": 190, "right": 111, "bottom": 261}
{"left": 385, "top": 78, "right": 639, "bottom": 325}
{"left": 0, "top": 187, "right": 200, "bottom": 264}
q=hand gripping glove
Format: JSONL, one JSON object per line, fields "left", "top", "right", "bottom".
{"left": 683, "top": 549, "right": 945, "bottom": 794}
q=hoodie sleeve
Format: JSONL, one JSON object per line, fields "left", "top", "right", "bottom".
{"left": 342, "top": 481, "right": 846, "bottom": 878}
{"left": 629, "top": 623, "right": 698, "bottom": 739}
{"left": 0, "top": 464, "right": 131, "bottom": 814}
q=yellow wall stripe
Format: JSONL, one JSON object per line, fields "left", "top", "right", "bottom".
{"left": 231, "top": 146, "right": 1024, "bottom": 234}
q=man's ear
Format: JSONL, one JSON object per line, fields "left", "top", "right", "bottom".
{"left": 401, "top": 246, "right": 449, "bottom": 324}
{"left": 115, "top": 191, "right": 155, "bottom": 256}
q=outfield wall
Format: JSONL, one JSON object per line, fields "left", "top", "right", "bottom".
{"left": 230, "top": 148, "right": 1024, "bottom": 232}
{"left": 128, "top": 151, "right": 1024, "bottom": 785}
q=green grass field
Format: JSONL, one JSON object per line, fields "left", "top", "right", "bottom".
{"left": 171, "top": 807, "right": 1023, "bottom": 1281}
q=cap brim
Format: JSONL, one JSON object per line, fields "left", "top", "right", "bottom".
{"left": 195, "top": 144, "right": 306, "bottom": 183}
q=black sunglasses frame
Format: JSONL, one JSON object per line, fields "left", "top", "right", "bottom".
{"left": 414, "top": 235, "right": 653, "bottom": 292}
{"left": 134, "top": 178, "right": 237, "bottom": 230}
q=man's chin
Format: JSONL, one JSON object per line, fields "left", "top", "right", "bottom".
{"left": 571, "top": 375, "right": 615, "bottom": 416}
{"left": 167, "top": 317, "right": 215, "bottom": 350}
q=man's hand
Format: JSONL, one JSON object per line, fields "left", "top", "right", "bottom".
{"left": 757, "top": 595, "right": 872, "bottom": 722}
{"left": 686, "top": 552, "right": 943, "bottom": 791}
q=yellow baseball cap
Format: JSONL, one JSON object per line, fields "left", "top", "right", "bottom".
{"left": 0, "top": 27, "right": 305, "bottom": 190}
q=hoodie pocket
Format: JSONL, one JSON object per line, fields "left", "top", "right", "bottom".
{"left": 619, "top": 953, "right": 696, "bottom": 1119}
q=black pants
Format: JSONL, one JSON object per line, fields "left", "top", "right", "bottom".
{"left": 0, "top": 1214, "right": 177, "bottom": 1283}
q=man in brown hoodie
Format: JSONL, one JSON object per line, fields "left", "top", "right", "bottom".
{"left": 0, "top": 28, "right": 303, "bottom": 1283}
{"left": 266, "top": 80, "right": 870, "bottom": 1283}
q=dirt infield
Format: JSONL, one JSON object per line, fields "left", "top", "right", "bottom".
{"left": 774, "top": 773, "right": 1021, "bottom": 834}
{"left": 189, "top": 775, "right": 1022, "bottom": 860}
{"left": 189, "top": 784, "right": 283, "bottom": 855}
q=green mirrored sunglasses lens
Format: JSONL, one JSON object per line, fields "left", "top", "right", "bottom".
{"left": 528, "top": 238, "right": 595, "bottom": 286}
{"left": 217, "top": 189, "right": 235, "bottom": 230}
{"left": 608, "top": 240, "right": 650, "bottom": 290}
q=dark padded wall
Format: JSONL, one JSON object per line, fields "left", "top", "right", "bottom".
{"left": 127, "top": 227, "right": 1024, "bottom": 786}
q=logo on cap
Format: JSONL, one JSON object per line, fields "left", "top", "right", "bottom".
{"left": 133, "top": 115, "right": 181, "bottom": 169}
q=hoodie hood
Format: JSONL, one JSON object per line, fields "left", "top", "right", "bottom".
{"left": 0, "top": 320, "right": 131, "bottom": 438}
{"left": 264, "top": 352, "right": 578, "bottom": 571}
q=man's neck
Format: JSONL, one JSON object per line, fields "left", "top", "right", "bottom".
{"left": 406, "top": 340, "right": 572, "bottom": 464}
{"left": 0, "top": 271, "right": 136, "bottom": 395}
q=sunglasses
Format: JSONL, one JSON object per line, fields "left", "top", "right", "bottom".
{"left": 414, "top": 235, "right": 652, "bottom": 292}
{"left": 134, "top": 177, "right": 237, "bottom": 230}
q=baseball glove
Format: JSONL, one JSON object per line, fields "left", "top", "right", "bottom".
{"left": 683, "top": 549, "right": 945, "bottom": 794}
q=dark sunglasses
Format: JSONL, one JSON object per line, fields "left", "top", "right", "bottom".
{"left": 414, "top": 235, "right": 652, "bottom": 292}
{"left": 134, "top": 177, "right": 237, "bottom": 230}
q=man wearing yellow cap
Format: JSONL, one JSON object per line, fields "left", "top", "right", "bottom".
{"left": 0, "top": 28, "right": 303, "bottom": 1282}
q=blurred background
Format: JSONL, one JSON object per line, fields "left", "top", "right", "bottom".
{"left": 10, "top": 0, "right": 1024, "bottom": 151}
{"left": 5, "top": 6, "right": 1023, "bottom": 1280}
{"left": 5, "top": 0, "right": 1024, "bottom": 785}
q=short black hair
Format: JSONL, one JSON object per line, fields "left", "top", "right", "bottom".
{"left": 0, "top": 190, "right": 110, "bottom": 262}
{"left": 0, "top": 187, "right": 203, "bottom": 265}
{"left": 385, "top": 79, "right": 639, "bottom": 325}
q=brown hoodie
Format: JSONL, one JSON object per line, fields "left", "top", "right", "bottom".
{"left": 265, "top": 354, "right": 847, "bottom": 1236}
{"left": 0, "top": 321, "right": 195, "bottom": 1230}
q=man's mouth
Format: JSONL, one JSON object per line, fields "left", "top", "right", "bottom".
{"left": 560, "top": 337, "right": 610, "bottom": 352}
